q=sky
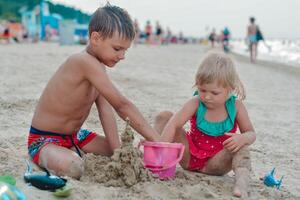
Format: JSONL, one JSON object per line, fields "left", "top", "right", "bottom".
{"left": 51, "top": 0, "right": 300, "bottom": 39}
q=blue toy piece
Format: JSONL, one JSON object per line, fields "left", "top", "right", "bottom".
{"left": 263, "top": 168, "right": 283, "bottom": 189}
{"left": 0, "top": 182, "right": 27, "bottom": 200}
{"left": 24, "top": 160, "right": 67, "bottom": 191}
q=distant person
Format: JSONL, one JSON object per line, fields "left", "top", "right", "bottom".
{"left": 133, "top": 18, "right": 140, "bottom": 45}
{"left": 79, "top": 33, "right": 87, "bottom": 45}
{"left": 27, "top": 4, "right": 160, "bottom": 179}
{"left": 222, "top": 27, "right": 231, "bottom": 53}
{"left": 178, "top": 31, "right": 184, "bottom": 44}
{"left": 45, "top": 23, "right": 52, "bottom": 41}
{"left": 155, "top": 21, "right": 163, "bottom": 44}
{"left": 1, "top": 23, "right": 10, "bottom": 44}
{"left": 155, "top": 52, "right": 256, "bottom": 199}
{"left": 165, "top": 26, "right": 172, "bottom": 44}
{"left": 208, "top": 28, "right": 217, "bottom": 48}
{"left": 144, "top": 20, "right": 152, "bottom": 44}
{"left": 3, "top": 28, "right": 10, "bottom": 43}
{"left": 247, "top": 17, "right": 260, "bottom": 63}
{"left": 22, "top": 25, "right": 29, "bottom": 42}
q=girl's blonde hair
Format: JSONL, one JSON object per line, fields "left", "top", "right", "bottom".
{"left": 195, "top": 52, "right": 246, "bottom": 100}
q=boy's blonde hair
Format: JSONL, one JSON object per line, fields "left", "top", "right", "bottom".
{"left": 195, "top": 52, "right": 246, "bottom": 100}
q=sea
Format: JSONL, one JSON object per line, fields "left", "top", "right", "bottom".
{"left": 230, "top": 39, "right": 300, "bottom": 69}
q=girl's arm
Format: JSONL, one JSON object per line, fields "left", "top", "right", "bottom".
{"left": 161, "top": 97, "right": 199, "bottom": 142}
{"left": 223, "top": 100, "right": 256, "bottom": 153}
{"left": 235, "top": 100, "right": 256, "bottom": 145}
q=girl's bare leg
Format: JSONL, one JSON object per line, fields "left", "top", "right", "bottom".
{"left": 200, "top": 149, "right": 233, "bottom": 176}
{"left": 39, "top": 144, "right": 84, "bottom": 179}
{"left": 154, "top": 111, "right": 190, "bottom": 169}
{"left": 200, "top": 146, "right": 251, "bottom": 198}
{"left": 232, "top": 146, "right": 251, "bottom": 198}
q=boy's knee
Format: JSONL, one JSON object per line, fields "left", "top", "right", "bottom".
{"left": 65, "top": 157, "right": 84, "bottom": 179}
{"left": 155, "top": 110, "right": 173, "bottom": 122}
{"left": 52, "top": 156, "right": 84, "bottom": 179}
{"left": 232, "top": 146, "right": 251, "bottom": 170}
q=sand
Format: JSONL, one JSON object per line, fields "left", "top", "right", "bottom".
{"left": 82, "top": 119, "right": 154, "bottom": 187}
{"left": 0, "top": 42, "right": 299, "bottom": 199}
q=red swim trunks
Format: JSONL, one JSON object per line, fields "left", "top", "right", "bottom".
{"left": 186, "top": 115, "right": 237, "bottom": 171}
{"left": 27, "top": 126, "right": 97, "bottom": 165}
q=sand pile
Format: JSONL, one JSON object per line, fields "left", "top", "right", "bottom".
{"left": 81, "top": 120, "right": 153, "bottom": 187}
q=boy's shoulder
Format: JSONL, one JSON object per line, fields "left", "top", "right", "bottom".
{"left": 66, "top": 51, "right": 105, "bottom": 70}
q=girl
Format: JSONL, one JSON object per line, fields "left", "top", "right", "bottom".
{"left": 155, "top": 52, "right": 256, "bottom": 198}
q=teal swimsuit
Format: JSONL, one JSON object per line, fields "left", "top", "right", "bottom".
{"left": 196, "top": 95, "right": 237, "bottom": 136}
{"left": 186, "top": 95, "right": 238, "bottom": 170}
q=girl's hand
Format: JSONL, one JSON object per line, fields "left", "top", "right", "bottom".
{"left": 223, "top": 133, "right": 247, "bottom": 153}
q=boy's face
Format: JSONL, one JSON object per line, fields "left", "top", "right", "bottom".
{"left": 90, "top": 32, "right": 132, "bottom": 67}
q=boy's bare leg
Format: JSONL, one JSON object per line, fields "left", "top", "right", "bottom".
{"left": 39, "top": 144, "right": 84, "bottom": 179}
{"left": 81, "top": 135, "right": 114, "bottom": 156}
{"left": 232, "top": 146, "right": 251, "bottom": 198}
{"left": 154, "top": 111, "right": 190, "bottom": 169}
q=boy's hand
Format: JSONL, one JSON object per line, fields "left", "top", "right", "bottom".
{"left": 223, "top": 133, "right": 247, "bottom": 153}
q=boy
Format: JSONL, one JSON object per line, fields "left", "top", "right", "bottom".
{"left": 28, "top": 4, "right": 160, "bottom": 179}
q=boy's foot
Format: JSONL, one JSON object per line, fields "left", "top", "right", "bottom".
{"left": 233, "top": 168, "right": 249, "bottom": 198}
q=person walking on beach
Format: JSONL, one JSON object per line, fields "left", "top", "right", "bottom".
{"left": 144, "top": 20, "right": 152, "bottom": 44}
{"left": 208, "top": 28, "right": 217, "bottom": 48}
{"left": 247, "top": 17, "right": 259, "bottom": 63}
{"left": 27, "top": 4, "right": 160, "bottom": 179}
{"left": 133, "top": 18, "right": 141, "bottom": 45}
{"left": 222, "top": 27, "right": 231, "bottom": 53}
{"left": 165, "top": 26, "right": 172, "bottom": 44}
{"left": 155, "top": 52, "right": 256, "bottom": 198}
{"left": 155, "top": 21, "right": 163, "bottom": 45}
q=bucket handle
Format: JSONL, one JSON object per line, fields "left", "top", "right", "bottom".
{"left": 138, "top": 141, "right": 185, "bottom": 171}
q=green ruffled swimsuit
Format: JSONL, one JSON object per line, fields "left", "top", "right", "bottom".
{"left": 186, "top": 95, "right": 238, "bottom": 170}
{"left": 196, "top": 95, "right": 237, "bottom": 136}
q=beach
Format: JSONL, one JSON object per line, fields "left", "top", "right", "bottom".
{"left": 0, "top": 43, "right": 299, "bottom": 199}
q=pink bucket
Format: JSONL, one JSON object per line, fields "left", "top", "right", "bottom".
{"left": 139, "top": 141, "right": 185, "bottom": 180}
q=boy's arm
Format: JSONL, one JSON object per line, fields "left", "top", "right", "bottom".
{"left": 161, "top": 97, "right": 199, "bottom": 142}
{"left": 223, "top": 100, "right": 256, "bottom": 153}
{"left": 83, "top": 59, "right": 160, "bottom": 142}
{"left": 95, "top": 94, "right": 120, "bottom": 151}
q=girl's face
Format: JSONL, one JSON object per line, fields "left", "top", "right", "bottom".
{"left": 197, "top": 81, "right": 231, "bottom": 109}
